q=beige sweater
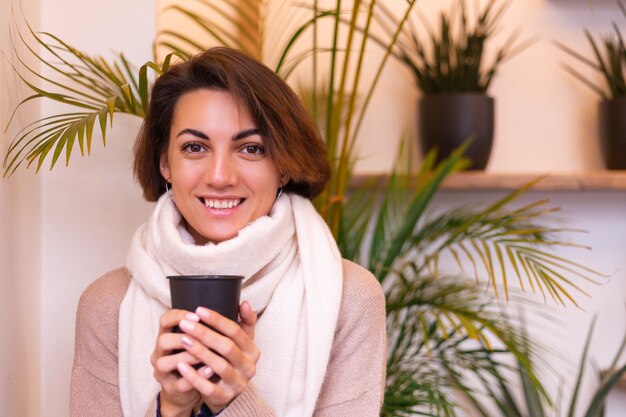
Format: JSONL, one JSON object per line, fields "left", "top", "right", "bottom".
{"left": 70, "top": 259, "right": 387, "bottom": 417}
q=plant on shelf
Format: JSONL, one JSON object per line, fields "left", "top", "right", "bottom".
{"left": 556, "top": 1, "right": 626, "bottom": 170}
{"left": 370, "top": 0, "right": 533, "bottom": 169}
{"left": 3, "top": 1, "right": 603, "bottom": 416}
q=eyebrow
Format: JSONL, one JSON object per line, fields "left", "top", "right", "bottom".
{"left": 176, "top": 128, "right": 208, "bottom": 140}
{"left": 233, "top": 128, "right": 260, "bottom": 141}
{"left": 176, "top": 128, "right": 260, "bottom": 141}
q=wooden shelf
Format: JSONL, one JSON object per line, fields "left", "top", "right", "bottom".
{"left": 441, "top": 171, "right": 626, "bottom": 191}
{"left": 350, "top": 171, "right": 626, "bottom": 191}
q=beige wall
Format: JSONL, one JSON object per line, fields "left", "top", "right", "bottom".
{"left": 37, "top": 0, "right": 156, "bottom": 415}
{"left": 0, "top": 0, "right": 42, "bottom": 416}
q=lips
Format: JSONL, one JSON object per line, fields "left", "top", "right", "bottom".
{"left": 199, "top": 197, "right": 243, "bottom": 209}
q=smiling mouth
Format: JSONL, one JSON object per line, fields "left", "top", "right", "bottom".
{"left": 199, "top": 197, "right": 243, "bottom": 209}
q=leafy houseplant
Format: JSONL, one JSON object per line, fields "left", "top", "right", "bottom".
{"left": 462, "top": 317, "right": 626, "bottom": 417}
{"left": 3, "top": 2, "right": 603, "bottom": 415}
{"left": 557, "top": 1, "right": 626, "bottom": 170}
{"left": 374, "top": 0, "right": 531, "bottom": 169}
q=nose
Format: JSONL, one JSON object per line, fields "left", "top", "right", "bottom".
{"left": 204, "top": 150, "right": 237, "bottom": 188}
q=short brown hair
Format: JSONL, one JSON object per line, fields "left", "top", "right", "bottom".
{"left": 133, "top": 47, "right": 330, "bottom": 201}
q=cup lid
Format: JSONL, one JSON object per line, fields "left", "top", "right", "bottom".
{"left": 167, "top": 274, "right": 244, "bottom": 280}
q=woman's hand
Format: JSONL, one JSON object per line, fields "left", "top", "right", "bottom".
{"left": 176, "top": 301, "right": 260, "bottom": 414}
{"left": 151, "top": 309, "right": 201, "bottom": 417}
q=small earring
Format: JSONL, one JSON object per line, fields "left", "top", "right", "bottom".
{"left": 276, "top": 186, "right": 283, "bottom": 200}
{"left": 165, "top": 178, "right": 173, "bottom": 199}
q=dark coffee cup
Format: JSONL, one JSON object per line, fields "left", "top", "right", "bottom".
{"left": 167, "top": 275, "right": 244, "bottom": 373}
{"left": 167, "top": 275, "right": 244, "bottom": 320}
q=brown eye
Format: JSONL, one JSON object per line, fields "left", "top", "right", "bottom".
{"left": 181, "top": 142, "right": 204, "bottom": 153}
{"left": 242, "top": 144, "right": 265, "bottom": 155}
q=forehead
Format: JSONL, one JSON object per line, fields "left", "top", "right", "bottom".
{"left": 172, "top": 88, "right": 255, "bottom": 127}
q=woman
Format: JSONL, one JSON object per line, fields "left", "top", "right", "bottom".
{"left": 70, "top": 47, "right": 386, "bottom": 417}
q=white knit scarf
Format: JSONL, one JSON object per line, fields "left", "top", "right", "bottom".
{"left": 119, "top": 193, "right": 343, "bottom": 417}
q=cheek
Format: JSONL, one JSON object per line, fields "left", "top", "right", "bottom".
{"left": 247, "top": 168, "right": 280, "bottom": 209}
{"left": 260, "top": 168, "right": 281, "bottom": 196}
{"left": 170, "top": 163, "right": 204, "bottom": 193}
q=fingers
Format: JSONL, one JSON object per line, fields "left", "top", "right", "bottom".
{"left": 179, "top": 333, "right": 255, "bottom": 382}
{"left": 175, "top": 305, "right": 260, "bottom": 410}
{"left": 158, "top": 309, "right": 197, "bottom": 335}
{"left": 156, "top": 332, "right": 188, "bottom": 352}
{"left": 201, "top": 306, "right": 258, "bottom": 358}
{"left": 152, "top": 310, "right": 202, "bottom": 413}
{"left": 183, "top": 307, "right": 260, "bottom": 362}
{"left": 176, "top": 362, "right": 240, "bottom": 412}
{"left": 238, "top": 301, "right": 257, "bottom": 340}
{"left": 152, "top": 348, "right": 199, "bottom": 376}
{"left": 153, "top": 310, "right": 202, "bottom": 374}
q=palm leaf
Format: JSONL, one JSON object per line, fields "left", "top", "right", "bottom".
{"left": 579, "top": 316, "right": 626, "bottom": 417}
{"left": 384, "top": 272, "right": 548, "bottom": 416}
{"left": 156, "top": 0, "right": 264, "bottom": 60}
{"left": 582, "top": 363, "right": 626, "bottom": 417}
{"left": 556, "top": 8, "right": 626, "bottom": 99}
{"left": 409, "top": 180, "right": 606, "bottom": 305}
{"left": 4, "top": 22, "right": 178, "bottom": 176}
{"left": 371, "top": 144, "right": 470, "bottom": 281}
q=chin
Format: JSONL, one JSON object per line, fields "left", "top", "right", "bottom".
{"left": 202, "top": 230, "right": 239, "bottom": 244}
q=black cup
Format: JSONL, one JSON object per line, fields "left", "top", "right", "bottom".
{"left": 167, "top": 275, "right": 244, "bottom": 320}
{"left": 167, "top": 275, "right": 244, "bottom": 373}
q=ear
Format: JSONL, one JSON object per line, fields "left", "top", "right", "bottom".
{"left": 279, "top": 173, "right": 289, "bottom": 187}
{"left": 159, "top": 152, "right": 171, "bottom": 181}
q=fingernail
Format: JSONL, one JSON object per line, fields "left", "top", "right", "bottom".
{"left": 179, "top": 319, "right": 195, "bottom": 332}
{"left": 181, "top": 336, "right": 194, "bottom": 348}
{"left": 177, "top": 362, "right": 191, "bottom": 375}
{"left": 185, "top": 313, "right": 200, "bottom": 322}
{"left": 202, "top": 367, "right": 214, "bottom": 378}
{"left": 196, "top": 307, "right": 210, "bottom": 318}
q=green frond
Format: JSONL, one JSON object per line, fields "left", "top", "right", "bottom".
{"left": 4, "top": 23, "right": 178, "bottom": 176}
{"left": 556, "top": 11, "right": 626, "bottom": 99}
{"left": 370, "top": 144, "right": 469, "bottom": 281}
{"left": 156, "top": 0, "right": 266, "bottom": 62}
{"left": 411, "top": 181, "right": 606, "bottom": 304}
{"left": 384, "top": 273, "right": 549, "bottom": 416}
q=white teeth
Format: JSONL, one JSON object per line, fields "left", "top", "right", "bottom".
{"left": 202, "top": 198, "right": 241, "bottom": 209}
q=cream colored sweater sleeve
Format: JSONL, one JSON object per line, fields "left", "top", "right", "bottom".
{"left": 314, "top": 259, "right": 387, "bottom": 416}
{"left": 70, "top": 260, "right": 387, "bottom": 417}
{"left": 70, "top": 268, "right": 128, "bottom": 417}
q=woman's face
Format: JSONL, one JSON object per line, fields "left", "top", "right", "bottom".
{"left": 160, "top": 89, "right": 283, "bottom": 245}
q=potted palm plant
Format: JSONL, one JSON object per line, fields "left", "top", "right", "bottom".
{"left": 556, "top": 2, "right": 626, "bottom": 170}
{"left": 462, "top": 316, "right": 626, "bottom": 417}
{"left": 374, "top": 0, "right": 532, "bottom": 169}
{"left": 3, "top": 2, "right": 604, "bottom": 415}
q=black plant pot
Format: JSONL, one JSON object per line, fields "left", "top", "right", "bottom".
{"left": 599, "top": 97, "right": 626, "bottom": 170}
{"left": 418, "top": 93, "right": 495, "bottom": 170}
